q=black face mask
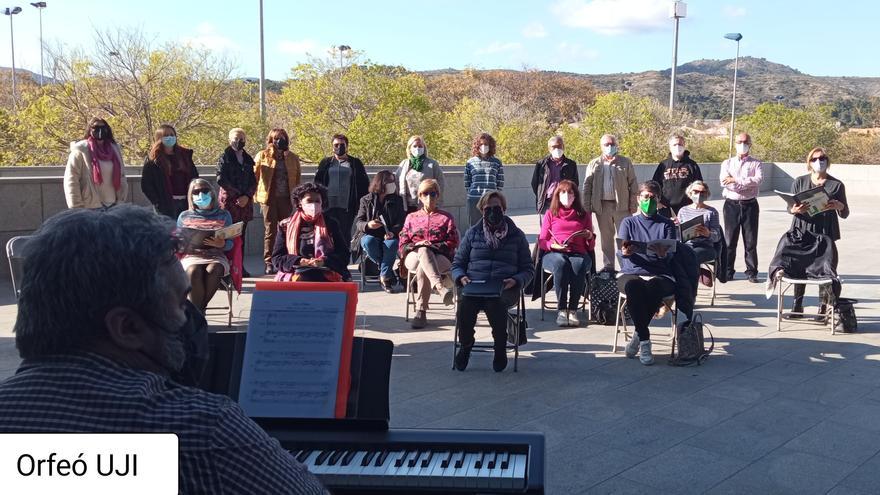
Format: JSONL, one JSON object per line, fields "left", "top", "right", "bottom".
{"left": 91, "top": 126, "right": 108, "bottom": 140}
{"left": 334, "top": 143, "right": 347, "bottom": 156}
{"left": 232, "top": 139, "right": 245, "bottom": 151}
{"left": 170, "top": 300, "right": 209, "bottom": 386}
{"left": 484, "top": 205, "right": 504, "bottom": 227}
{"left": 274, "top": 138, "right": 289, "bottom": 151}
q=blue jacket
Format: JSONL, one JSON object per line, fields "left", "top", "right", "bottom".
{"left": 452, "top": 218, "right": 534, "bottom": 290}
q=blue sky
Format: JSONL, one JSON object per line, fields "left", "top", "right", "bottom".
{"left": 1, "top": 0, "right": 877, "bottom": 80}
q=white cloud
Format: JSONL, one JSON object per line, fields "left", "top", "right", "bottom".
{"left": 475, "top": 41, "right": 524, "bottom": 56}
{"left": 556, "top": 42, "right": 600, "bottom": 60}
{"left": 181, "top": 22, "right": 239, "bottom": 51}
{"left": 277, "top": 39, "right": 324, "bottom": 56}
{"left": 522, "top": 22, "right": 548, "bottom": 39}
{"left": 551, "top": 0, "right": 670, "bottom": 36}
{"left": 722, "top": 5, "right": 747, "bottom": 17}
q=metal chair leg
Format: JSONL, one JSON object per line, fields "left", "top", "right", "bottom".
{"left": 612, "top": 293, "right": 625, "bottom": 353}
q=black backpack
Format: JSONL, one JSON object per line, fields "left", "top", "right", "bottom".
{"left": 589, "top": 270, "right": 620, "bottom": 326}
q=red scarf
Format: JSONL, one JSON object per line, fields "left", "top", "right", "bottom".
{"left": 284, "top": 211, "right": 333, "bottom": 258}
{"left": 87, "top": 137, "right": 122, "bottom": 191}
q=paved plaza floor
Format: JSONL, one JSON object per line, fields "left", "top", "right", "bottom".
{"left": 1, "top": 193, "right": 879, "bottom": 493}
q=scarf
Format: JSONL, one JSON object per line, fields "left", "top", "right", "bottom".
{"left": 284, "top": 211, "right": 333, "bottom": 259}
{"left": 409, "top": 154, "right": 425, "bottom": 172}
{"left": 87, "top": 137, "right": 122, "bottom": 191}
{"left": 483, "top": 219, "right": 509, "bottom": 250}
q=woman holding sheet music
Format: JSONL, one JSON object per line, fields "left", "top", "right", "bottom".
{"left": 354, "top": 170, "right": 406, "bottom": 293}
{"left": 787, "top": 147, "right": 849, "bottom": 317}
{"left": 676, "top": 180, "right": 722, "bottom": 285}
{"left": 538, "top": 180, "right": 595, "bottom": 327}
{"left": 177, "top": 179, "right": 233, "bottom": 312}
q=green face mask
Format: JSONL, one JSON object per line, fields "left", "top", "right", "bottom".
{"left": 638, "top": 197, "right": 657, "bottom": 216}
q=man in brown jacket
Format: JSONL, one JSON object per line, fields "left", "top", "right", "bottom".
{"left": 583, "top": 134, "right": 638, "bottom": 271}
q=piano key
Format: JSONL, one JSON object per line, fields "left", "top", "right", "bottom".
{"left": 407, "top": 450, "right": 421, "bottom": 468}
{"left": 361, "top": 450, "right": 377, "bottom": 467}
{"left": 451, "top": 452, "right": 471, "bottom": 489}
{"left": 439, "top": 450, "right": 453, "bottom": 469}
{"left": 328, "top": 450, "right": 345, "bottom": 466}
{"left": 423, "top": 452, "right": 446, "bottom": 488}
{"left": 374, "top": 449, "right": 389, "bottom": 467}
{"left": 476, "top": 451, "right": 495, "bottom": 490}
{"left": 403, "top": 451, "right": 428, "bottom": 487}
{"left": 453, "top": 450, "right": 466, "bottom": 469}
{"left": 464, "top": 453, "right": 483, "bottom": 489}
{"left": 394, "top": 449, "right": 411, "bottom": 468}
{"left": 420, "top": 451, "right": 434, "bottom": 468}
{"left": 314, "top": 450, "right": 332, "bottom": 466}
{"left": 296, "top": 449, "right": 312, "bottom": 463}
{"left": 512, "top": 453, "right": 528, "bottom": 489}
{"left": 486, "top": 451, "right": 507, "bottom": 490}
{"left": 500, "top": 451, "right": 510, "bottom": 470}
{"left": 333, "top": 451, "right": 367, "bottom": 487}
{"left": 485, "top": 451, "right": 497, "bottom": 470}
{"left": 500, "top": 452, "right": 515, "bottom": 491}
{"left": 341, "top": 450, "right": 357, "bottom": 466}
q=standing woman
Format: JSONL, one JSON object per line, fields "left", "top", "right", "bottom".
{"left": 141, "top": 124, "right": 198, "bottom": 220}
{"left": 254, "top": 128, "right": 301, "bottom": 275}
{"left": 216, "top": 128, "right": 256, "bottom": 276}
{"left": 177, "top": 179, "right": 233, "bottom": 313}
{"left": 64, "top": 117, "right": 128, "bottom": 209}
{"left": 354, "top": 170, "right": 406, "bottom": 292}
{"left": 787, "top": 147, "right": 849, "bottom": 317}
{"left": 396, "top": 135, "right": 444, "bottom": 213}
{"left": 315, "top": 133, "right": 370, "bottom": 247}
{"left": 464, "top": 133, "right": 504, "bottom": 226}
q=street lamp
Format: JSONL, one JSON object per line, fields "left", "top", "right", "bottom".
{"left": 29, "top": 2, "right": 44, "bottom": 87}
{"left": 724, "top": 32, "right": 743, "bottom": 157}
{"left": 4, "top": 6, "right": 21, "bottom": 106}
{"left": 337, "top": 44, "right": 351, "bottom": 70}
{"left": 668, "top": 1, "right": 686, "bottom": 119}
{"left": 258, "top": 0, "right": 265, "bottom": 122}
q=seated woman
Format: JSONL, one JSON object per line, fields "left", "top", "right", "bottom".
{"left": 538, "top": 179, "right": 595, "bottom": 328}
{"left": 272, "top": 182, "right": 351, "bottom": 282}
{"left": 177, "top": 179, "right": 233, "bottom": 313}
{"left": 452, "top": 191, "right": 534, "bottom": 373}
{"left": 398, "top": 179, "right": 459, "bottom": 329}
{"left": 354, "top": 170, "right": 406, "bottom": 293}
{"left": 676, "top": 180, "right": 722, "bottom": 285}
{"left": 617, "top": 181, "right": 677, "bottom": 366}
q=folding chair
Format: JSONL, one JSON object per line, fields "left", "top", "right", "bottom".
{"left": 404, "top": 268, "right": 452, "bottom": 321}
{"left": 539, "top": 250, "right": 595, "bottom": 322}
{"left": 6, "top": 235, "right": 32, "bottom": 299}
{"left": 775, "top": 275, "right": 837, "bottom": 334}
{"left": 358, "top": 255, "right": 381, "bottom": 291}
{"left": 699, "top": 257, "right": 718, "bottom": 307}
{"left": 210, "top": 275, "right": 235, "bottom": 328}
{"left": 611, "top": 290, "right": 677, "bottom": 354}
{"left": 452, "top": 287, "right": 526, "bottom": 372}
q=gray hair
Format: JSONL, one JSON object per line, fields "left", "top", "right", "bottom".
{"left": 547, "top": 136, "right": 563, "bottom": 147}
{"left": 14, "top": 205, "right": 179, "bottom": 359}
{"left": 600, "top": 134, "right": 617, "bottom": 145}
{"left": 668, "top": 134, "right": 685, "bottom": 145}
{"left": 686, "top": 180, "right": 711, "bottom": 199}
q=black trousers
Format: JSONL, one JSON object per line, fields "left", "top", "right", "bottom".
{"left": 456, "top": 289, "right": 519, "bottom": 348}
{"left": 723, "top": 198, "right": 759, "bottom": 277}
{"left": 617, "top": 275, "right": 675, "bottom": 341}
{"left": 325, "top": 207, "right": 355, "bottom": 247}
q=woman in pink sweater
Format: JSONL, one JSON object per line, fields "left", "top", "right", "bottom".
{"left": 539, "top": 180, "right": 595, "bottom": 327}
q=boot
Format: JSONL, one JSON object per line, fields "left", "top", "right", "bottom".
{"left": 411, "top": 310, "right": 427, "bottom": 329}
{"left": 493, "top": 341, "right": 508, "bottom": 372}
{"left": 454, "top": 345, "right": 471, "bottom": 371}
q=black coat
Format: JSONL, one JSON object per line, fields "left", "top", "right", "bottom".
{"left": 315, "top": 156, "right": 370, "bottom": 213}
{"left": 768, "top": 229, "right": 838, "bottom": 281}
{"left": 271, "top": 215, "right": 352, "bottom": 280}
{"left": 216, "top": 147, "right": 257, "bottom": 222}
{"left": 531, "top": 155, "right": 578, "bottom": 212}
{"left": 351, "top": 192, "right": 406, "bottom": 256}
{"left": 789, "top": 174, "right": 849, "bottom": 241}
{"left": 652, "top": 151, "right": 702, "bottom": 212}
{"left": 141, "top": 148, "right": 199, "bottom": 219}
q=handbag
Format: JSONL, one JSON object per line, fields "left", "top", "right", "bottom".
{"left": 669, "top": 313, "right": 714, "bottom": 366}
{"left": 589, "top": 270, "right": 620, "bottom": 326}
{"left": 834, "top": 298, "right": 858, "bottom": 333}
{"left": 506, "top": 292, "right": 528, "bottom": 346}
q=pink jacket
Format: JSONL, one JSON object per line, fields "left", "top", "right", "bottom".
{"left": 539, "top": 207, "right": 595, "bottom": 254}
{"left": 399, "top": 209, "right": 460, "bottom": 259}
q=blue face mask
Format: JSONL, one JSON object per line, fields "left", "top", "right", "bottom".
{"left": 162, "top": 135, "right": 177, "bottom": 147}
{"left": 193, "top": 192, "right": 212, "bottom": 209}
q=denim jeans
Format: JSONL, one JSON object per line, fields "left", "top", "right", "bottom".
{"left": 542, "top": 252, "right": 591, "bottom": 310}
{"left": 361, "top": 234, "right": 399, "bottom": 280}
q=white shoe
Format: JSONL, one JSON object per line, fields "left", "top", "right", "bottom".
{"left": 438, "top": 286, "right": 454, "bottom": 306}
{"left": 567, "top": 310, "right": 582, "bottom": 327}
{"left": 639, "top": 341, "right": 655, "bottom": 366}
{"left": 556, "top": 311, "right": 569, "bottom": 326}
{"left": 625, "top": 333, "right": 640, "bottom": 358}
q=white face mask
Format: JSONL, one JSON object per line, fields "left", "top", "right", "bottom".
{"left": 479, "top": 145, "right": 490, "bottom": 155}
{"left": 811, "top": 159, "right": 828, "bottom": 173}
{"left": 411, "top": 146, "right": 424, "bottom": 157}
{"left": 670, "top": 144, "right": 685, "bottom": 158}
{"left": 550, "top": 148, "right": 564, "bottom": 159}
{"left": 384, "top": 183, "right": 396, "bottom": 195}
{"left": 690, "top": 192, "right": 703, "bottom": 204}
{"left": 736, "top": 143, "right": 750, "bottom": 156}
{"left": 559, "top": 192, "right": 574, "bottom": 208}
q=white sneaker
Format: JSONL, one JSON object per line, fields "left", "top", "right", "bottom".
{"left": 625, "top": 333, "right": 640, "bottom": 358}
{"left": 639, "top": 341, "right": 655, "bottom": 366}
{"left": 567, "top": 310, "right": 582, "bottom": 327}
{"left": 556, "top": 311, "right": 569, "bottom": 326}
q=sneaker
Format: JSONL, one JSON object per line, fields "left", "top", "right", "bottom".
{"left": 748, "top": 274, "right": 760, "bottom": 284}
{"left": 625, "top": 333, "right": 640, "bottom": 358}
{"left": 567, "top": 310, "right": 582, "bottom": 328}
{"left": 381, "top": 278, "right": 399, "bottom": 294}
{"left": 454, "top": 346, "right": 471, "bottom": 371}
{"left": 438, "top": 286, "right": 454, "bottom": 306}
{"left": 411, "top": 310, "right": 427, "bottom": 329}
{"left": 699, "top": 268, "right": 713, "bottom": 287}
{"left": 556, "top": 311, "right": 569, "bottom": 326}
{"left": 639, "top": 340, "right": 655, "bottom": 366}
{"left": 493, "top": 347, "right": 508, "bottom": 372}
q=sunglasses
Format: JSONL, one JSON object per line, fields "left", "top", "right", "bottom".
{"left": 420, "top": 191, "right": 438, "bottom": 198}
{"left": 192, "top": 188, "right": 212, "bottom": 195}
{"left": 811, "top": 156, "right": 827, "bottom": 161}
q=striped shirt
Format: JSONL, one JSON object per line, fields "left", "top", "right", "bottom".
{"left": 0, "top": 352, "right": 327, "bottom": 495}
{"left": 464, "top": 156, "right": 504, "bottom": 199}
{"left": 676, "top": 204, "right": 722, "bottom": 246}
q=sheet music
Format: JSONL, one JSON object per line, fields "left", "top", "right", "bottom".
{"left": 238, "top": 290, "right": 348, "bottom": 418}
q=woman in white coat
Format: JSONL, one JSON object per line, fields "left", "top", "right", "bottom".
{"left": 64, "top": 117, "right": 128, "bottom": 209}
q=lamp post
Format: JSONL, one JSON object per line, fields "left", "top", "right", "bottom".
{"left": 337, "top": 44, "right": 350, "bottom": 70}
{"left": 29, "top": 2, "right": 44, "bottom": 87}
{"left": 258, "top": 0, "right": 265, "bottom": 122}
{"left": 724, "top": 32, "right": 742, "bottom": 157}
{"left": 4, "top": 6, "right": 21, "bottom": 107}
{"left": 668, "top": 1, "right": 686, "bottom": 119}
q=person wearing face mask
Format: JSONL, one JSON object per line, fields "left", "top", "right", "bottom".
{"left": 537, "top": 180, "right": 595, "bottom": 327}
{"left": 254, "top": 128, "right": 302, "bottom": 275}
{"left": 616, "top": 181, "right": 678, "bottom": 366}
{"left": 216, "top": 128, "right": 257, "bottom": 276}
{"left": 464, "top": 132, "right": 504, "bottom": 226}
{"left": 676, "top": 180, "right": 723, "bottom": 285}
{"left": 652, "top": 134, "right": 703, "bottom": 218}
{"left": 532, "top": 136, "right": 579, "bottom": 225}
{"left": 64, "top": 117, "right": 129, "bottom": 209}
{"left": 315, "top": 133, "right": 370, "bottom": 249}
{"left": 720, "top": 132, "right": 764, "bottom": 283}
{"left": 786, "top": 147, "right": 849, "bottom": 318}
{"left": 452, "top": 191, "right": 534, "bottom": 372}
{"left": 396, "top": 135, "right": 445, "bottom": 213}
{"left": 177, "top": 179, "right": 234, "bottom": 313}
{"left": 141, "top": 124, "right": 199, "bottom": 220}
{"left": 0, "top": 205, "right": 327, "bottom": 494}
{"left": 353, "top": 170, "right": 406, "bottom": 292}
{"left": 583, "top": 133, "right": 639, "bottom": 271}
{"left": 272, "top": 182, "right": 351, "bottom": 282}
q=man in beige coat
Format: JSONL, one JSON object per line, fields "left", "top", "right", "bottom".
{"left": 583, "top": 134, "right": 638, "bottom": 270}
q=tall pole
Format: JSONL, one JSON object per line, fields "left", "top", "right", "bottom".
{"left": 728, "top": 40, "right": 740, "bottom": 158}
{"left": 9, "top": 13, "right": 15, "bottom": 107}
{"left": 258, "top": 0, "right": 266, "bottom": 122}
{"left": 36, "top": 5, "right": 41, "bottom": 86}
{"left": 668, "top": 15, "right": 680, "bottom": 119}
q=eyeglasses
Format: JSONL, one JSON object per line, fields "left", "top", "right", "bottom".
{"left": 811, "top": 156, "right": 827, "bottom": 161}
{"left": 192, "top": 188, "right": 211, "bottom": 195}
{"left": 420, "top": 191, "right": 438, "bottom": 198}
{"left": 639, "top": 193, "right": 655, "bottom": 199}
{"left": 692, "top": 190, "right": 705, "bottom": 195}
